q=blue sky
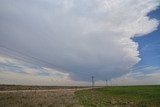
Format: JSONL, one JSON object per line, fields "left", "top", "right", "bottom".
{"left": 133, "top": 7, "right": 160, "bottom": 70}
{"left": 0, "top": 0, "right": 160, "bottom": 86}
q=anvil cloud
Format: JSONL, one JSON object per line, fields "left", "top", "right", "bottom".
{"left": 0, "top": 0, "right": 159, "bottom": 85}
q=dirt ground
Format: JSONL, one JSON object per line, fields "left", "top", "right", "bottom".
{"left": 0, "top": 88, "right": 85, "bottom": 107}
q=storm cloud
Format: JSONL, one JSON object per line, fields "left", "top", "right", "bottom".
{"left": 0, "top": 0, "right": 159, "bottom": 83}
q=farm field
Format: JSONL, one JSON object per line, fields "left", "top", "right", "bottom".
{"left": 0, "top": 85, "right": 89, "bottom": 107}
{"left": 75, "top": 85, "right": 160, "bottom": 107}
{"left": 0, "top": 85, "right": 160, "bottom": 107}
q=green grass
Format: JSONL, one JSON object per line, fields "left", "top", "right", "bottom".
{"left": 75, "top": 85, "right": 160, "bottom": 107}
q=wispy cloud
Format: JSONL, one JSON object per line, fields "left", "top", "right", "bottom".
{"left": 0, "top": 56, "right": 90, "bottom": 85}
{"left": 141, "top": 41, "right": 160, "bottom": 52}
{"left": 111, "top": 69, "right": 160, "bottom": 85}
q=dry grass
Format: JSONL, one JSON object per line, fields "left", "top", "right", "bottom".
{"left": 0, "top": 89, "right": 83, "bottom": 107}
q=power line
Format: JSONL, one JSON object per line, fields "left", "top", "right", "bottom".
{"left": 0, "top": 45, "right": 56, "bottom": 67}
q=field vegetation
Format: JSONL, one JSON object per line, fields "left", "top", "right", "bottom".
{"left": 75, "top": 85, "right": 160, "bottom": 107}
{"left": 1, "top": 85, "right": 160, "bottom": 107}
{"left": 0, "top": 87, "right": 83, "bottom": 107}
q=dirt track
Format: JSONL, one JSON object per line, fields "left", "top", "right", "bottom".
{"left": 0, "top": 88, "right": 91, "bottom": 107}
{"left": 0, "top": 88, "right": 91, "bottom": 93}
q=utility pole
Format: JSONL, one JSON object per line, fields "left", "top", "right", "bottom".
{"left": 106, "top": 80, "right": 108, "bottom": 86}
{"left": 91, "top": 76, "right": 94, "bottom": 89}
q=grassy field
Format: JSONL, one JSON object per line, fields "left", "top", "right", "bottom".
{"left": 75, "top": 85, "right": 160, "bottom": 107}
{"left": 1, "top": 85, "right": 160, "bottom": 107}
{"left": 0, "top": 85, "right": 88, "bottom": 107}
{"left": 0, "top": 89, "right": 83, "bottom": 107}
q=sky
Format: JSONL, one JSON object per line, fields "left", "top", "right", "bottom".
{"left": 0, "top": 0, "right": 160, "bottom": 86}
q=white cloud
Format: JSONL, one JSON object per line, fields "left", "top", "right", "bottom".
{"left": 0, "top": 0, "right": 160, "bottom": 84}
{"left": 0, "top": 56, "right": 89, "bottom": 85}
{"left": 0, "top": 70, "right": 89, "bottom": 86}
{"left": 110, "top": 70, "right": 160, "bottom": 86}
